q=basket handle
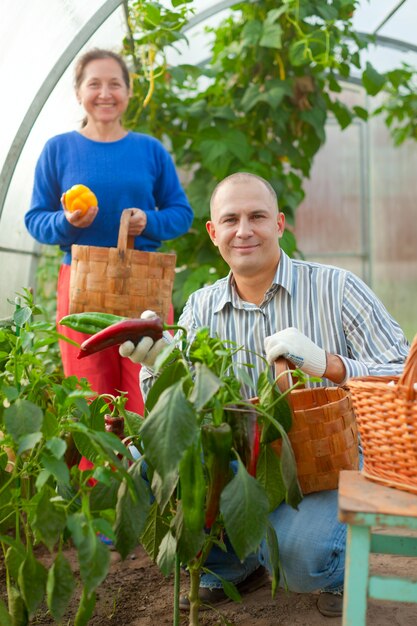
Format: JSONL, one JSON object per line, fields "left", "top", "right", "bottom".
{"left": 117, "top": 209, "right": 136, "bottom": 256}
{"left": 397, "top": 333, "right": 417, "bottom": 390}
{"left": 274, "top": 358, "right": 293, "bottom": 393}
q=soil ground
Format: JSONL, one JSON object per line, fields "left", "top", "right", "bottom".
{"left": 5, "top": 531, "right": 415, "bottom": 626}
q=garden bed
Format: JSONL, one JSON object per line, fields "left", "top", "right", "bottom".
{"left": 2, "top": 541, "right": 416, "bottom": 625}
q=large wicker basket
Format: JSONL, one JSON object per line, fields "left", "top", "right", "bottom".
{"left": 69, "top": 209, "right": 176, "bottom": 321}
{"left": 270, "top": 359, "right": 359, "bottom": 494}
{"left": 347, "top": 334, "right": 417, "bottom": 494}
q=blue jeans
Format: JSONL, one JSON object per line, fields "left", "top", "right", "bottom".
{"left": 201, "top": 450, "right": 364, "bottom": 592}
{"left": 201, "top": 488, "right": 345, "bottom": 593}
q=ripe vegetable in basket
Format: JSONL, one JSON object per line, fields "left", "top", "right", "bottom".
{"left": 77, "top": 317, "right": 164, "bottom": 359}
{"left": 63, "top": 184, "right": 98, "bottom": 214}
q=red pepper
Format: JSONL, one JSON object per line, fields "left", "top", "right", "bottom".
{"left": 77, "top": 317, "right": 164, "bottom": 359}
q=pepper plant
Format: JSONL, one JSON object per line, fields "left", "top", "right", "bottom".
{"left": 53, "top": 310, "right": 306, "bottom": 625}
{"left": 0, "top": 292, "right": 150, "bottom": 625}
{"left": 125, "top": 326, "right": 304, "bottom": 626}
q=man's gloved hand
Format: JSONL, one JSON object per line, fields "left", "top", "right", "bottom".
{"left": 264, "top": 327, "right": 327, "bottom": 377}
{"left": 118, "top": 310, "right": 171, "bottom": 368}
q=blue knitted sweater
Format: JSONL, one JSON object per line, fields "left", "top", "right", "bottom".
{"left": 25, "top": 131, "right": 193, "bottom": 264}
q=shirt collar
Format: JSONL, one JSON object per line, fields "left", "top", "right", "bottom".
{"left": 213, "top": 249, "right": 294, "bottom": 313}
{"left": 272, "top": 249, "right": 293, "bottom": 296}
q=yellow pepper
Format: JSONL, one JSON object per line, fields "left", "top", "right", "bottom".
{"left": 64, "top": 184, "right": 97, "bottom": 214}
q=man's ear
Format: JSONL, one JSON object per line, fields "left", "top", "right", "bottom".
{"left": 206, "top": 220, "right": 218, "bottom": 246}
{"left": 277, "top": 212, "right": 285, "bottom": 238}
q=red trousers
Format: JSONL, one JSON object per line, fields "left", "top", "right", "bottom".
{"left": 56, "top": 264, "right": 173, "bottom": 415}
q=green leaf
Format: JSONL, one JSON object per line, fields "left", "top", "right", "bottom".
{"left": 260, "top": 23, "right": 283, "bottom": 49}
{"left": 241, "top": 84, "right": 262, "bottom": 112}
{"left": 90, "top": 476, "right": 120, "bottom": 512}
{"left": 13, "top": 306, "right": 32, "bottom": 327}
{"left": 46, "top": 436, "right": 67, "bottom": 459}
{"left": 256, "top": 444, "right": 285, "bottom": 511}
{"left": 5, "top": 543, "right": 26, "bottom": 583}
{"left": 278, "top": 429, "right": 303, "bottom": 508}
{"left": 146, "top": 359, "right": 189, "bottom": 412}
{"left": 172, "top": 503, "right": 205, "bottom": 564}
{"left": 188, "top": 363, "right": 221, "bottom": 410}
{"left": 18, "top": 549, "right": 48, "bottom": 617}
{"left": 0, "top": 473, "right": 16, "bottom": 532}
{"left": 74, "top": 588, "right": 96, "bottom": 626}
{"left": 151, "top": 468, "right": 179, "bottom": 511}
{"left": 353, "top": 105, "right": 369, "bottom": 121}
{"left": 141, "top": 501, "right": 170, "bottom": 561}
{"left": 47, "top": 553, "right": 75, "bottom": 621}
{"left": 156, "top": 530, "right": 177, "bottom": 576}
{"left": 4, "top": 399, "right": 43, "bottom": 443}
{"left": 266, "top": 522, "right": 280, "bottom": 597}
{"left": 17, "top": 432, "right": 42, "bottom": 455}
{"left": 40, "top": 451, "right": 70, "bottom": 485}
{"left": 362, "top": 62, "right": 386, "bottom": 96}
{"left": 317, "top": 4, "right": 338, "bottom": 21}
{"left": 67, "top": 512, "right": 110, "bottom": 595}
{"left": 223, "top": 129, "right": 254, "bottom": 163}
{"left": 32, "top": 488, "right": 67, "bottom": 551}
{"left": 300, "top": 108, "right": 326, "bottom": 142}
{"left": 220, "top": 459, "right": 269, "bottom": 560}
{"left": 0, "top": 599, "right": 12, "bottom": 626}
{"left": 6, "top": 586, "right": 27, "bottom": 626}
{"left": 114, "top": 461, "right": 151, "bottom": 559}
{"left": 241, "top": 19, "right": 262, "bottom": 46}
{"left": 330, "top": 99, "right": 353, "bottom": 129}
{"left": 289, "top": 40, "right": 308, "bottom": 66}
{"left": 140, "top": 382, "right": 199, "bottom": 480}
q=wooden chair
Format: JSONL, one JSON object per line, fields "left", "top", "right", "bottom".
{"left": 338, "top": 470, "right": 417, "bottom": 626}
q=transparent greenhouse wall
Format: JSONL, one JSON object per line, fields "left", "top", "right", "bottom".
{"left": 294, "top": 88, "right": 417, "bottom": 342}
{"left": 0, "top": 0, "right": 125, "bottom": 317}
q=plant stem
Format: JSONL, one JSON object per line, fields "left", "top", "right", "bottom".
{"left": 188, "top": 566, "right": 201, "bottom": 626}
{"left": 173, "top": 553, "right": 180, "bottom": 626}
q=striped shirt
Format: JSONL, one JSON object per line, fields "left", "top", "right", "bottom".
{"left": 169, "top": 251, "right": 409, "bottom": 399}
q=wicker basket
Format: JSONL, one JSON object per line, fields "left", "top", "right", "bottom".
{"left": 69, "top": 209, "right": 176, "bottom": 321}
{"left": 347, "top": 334, "right": 417, "bottom": 494}
{"left": 270, "top": 359, "right": 359, "bottom": 494}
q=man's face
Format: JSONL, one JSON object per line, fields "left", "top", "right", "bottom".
{"left": 206, "top": 178, "right": 285, "bottom": 278}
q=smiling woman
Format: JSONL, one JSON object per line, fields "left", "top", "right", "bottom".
{"left": 24, "top": 47, "right": 193, "bottom": 417}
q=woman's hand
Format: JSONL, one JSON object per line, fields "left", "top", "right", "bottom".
{"left": 61, "top": 193, "right": 98, "bottom": 227}
{"left": 126, "top": 208, "right": 147, "bottom": 236}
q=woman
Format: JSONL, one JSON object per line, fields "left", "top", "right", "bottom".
{"left": 25, "top": 48, "right": 193, "bottom": 415}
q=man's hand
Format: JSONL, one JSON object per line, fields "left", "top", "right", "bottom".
{"left": 119, "top": 310, "right": 171, "bottom": 368}
{"left": 264, "top": 327, "right": 327, "bottom": 377}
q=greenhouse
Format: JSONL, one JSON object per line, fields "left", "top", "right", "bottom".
{"left": 0, "top": 1, "right": 417, "bottom": 625}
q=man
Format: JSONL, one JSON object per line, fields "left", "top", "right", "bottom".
{"left": 120, "top": 172, "right": 409, "bottom": 617}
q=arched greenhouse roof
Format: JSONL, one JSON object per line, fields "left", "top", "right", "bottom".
{"left": 0, "top": 0, "right": 416, "bottom": 332}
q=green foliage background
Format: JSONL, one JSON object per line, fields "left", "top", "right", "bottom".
{"left": 122, "top": 0, "right": 416, "bottom": 314}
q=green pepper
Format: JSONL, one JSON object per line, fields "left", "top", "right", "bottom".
{"left": 201, "top": 423, "right": 233, "bottom": 528}
{"left": 59, "top": 312, "right": 125, "bottom": 335}
{"left": 179, "top": 443, "right": 206, "bottom": 532}
{"left": 224, "top": 404, "right": 258, "bottom": 477}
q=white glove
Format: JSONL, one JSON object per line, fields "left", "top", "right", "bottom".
{"left": 118, "top": 310, "right": 171, "bottom": 368}
{"left": 264, "top": 327, "right": 327, "bottom": 377}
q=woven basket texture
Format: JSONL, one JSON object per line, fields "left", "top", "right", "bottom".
{"left": 348, "top": 334, "right": 417, "bottom": 494}
{"left": 271, "top": 360, "right": 359, "bottom": 494}
{"left": 69, "top": 209, "right": 176, "bottom": 321}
